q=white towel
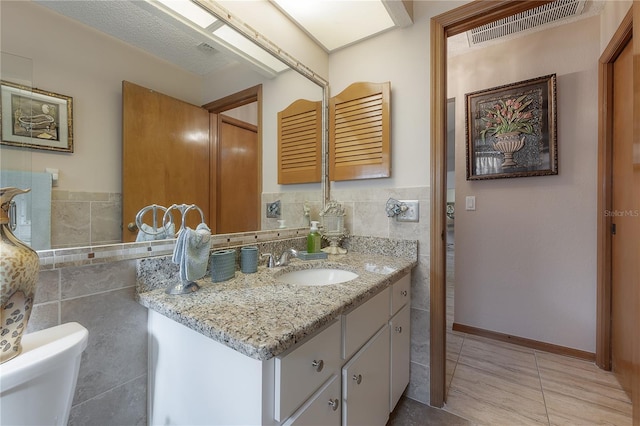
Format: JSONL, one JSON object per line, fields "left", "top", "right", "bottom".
{"left": 172, "top": 223, "right": 211, "bottom": 282}
{"left": 135, "top": 223, "right": 175, "bottom": 242}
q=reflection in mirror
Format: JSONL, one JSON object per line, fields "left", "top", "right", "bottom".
{"left": 0, "top": 0, "right": 327, "bottom": 250}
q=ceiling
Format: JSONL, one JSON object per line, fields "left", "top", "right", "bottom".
{"left": 35, "top": 0, "right": 414, "bottom": 77}
{"left": 35, "top": 0, "right": 237, "bottom": 76}
{"left": 35, "top": 0, "right": 605, "bottom": 76}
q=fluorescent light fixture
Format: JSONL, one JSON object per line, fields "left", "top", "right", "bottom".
{"left": 212, "top": 25, "right": 289, "bottom": 74}
{"left": 156, "top": 0, "right": 217, "bottom": 28}
{"left": 273, "top": 0, "right": 395, "bottom": 51}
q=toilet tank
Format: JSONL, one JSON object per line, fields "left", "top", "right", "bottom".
{"left": 0, "top": 322, "right": 88, "bottom": 426}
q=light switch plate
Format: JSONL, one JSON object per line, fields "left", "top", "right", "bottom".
{"left": 465, "top": 196, "right": 476, "bottom": 211}
{"left": 396, "top": 200, "right": 419, "bottom": 222}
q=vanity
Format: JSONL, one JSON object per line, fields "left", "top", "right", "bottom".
{"left": 137, "top": 249, "right": 415, "bottom": 426}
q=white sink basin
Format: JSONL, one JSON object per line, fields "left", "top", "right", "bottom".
{"left": 277, "top": 268, "right": 359, "bottom": 286}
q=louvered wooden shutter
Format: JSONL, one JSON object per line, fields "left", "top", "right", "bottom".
{"left": 278, "top": 99, "right": 322, "bottom": 184}
{"left": 330, "top": 82, "right": 390, "bottom": 181}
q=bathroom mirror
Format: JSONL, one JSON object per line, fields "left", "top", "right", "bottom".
{"left": 0, "top": 0, "right": 328, "bottom": 249}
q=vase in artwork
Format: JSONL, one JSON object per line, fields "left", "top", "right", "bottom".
{"left": 493, "top": 132, "right": 525, "bottom": 168}
{"left": 0, "top": 187, "right": 40, "bottom": 364}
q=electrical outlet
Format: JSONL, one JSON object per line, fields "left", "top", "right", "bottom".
{"left": 396, "top": 200, "right": 419, "bottom": 222}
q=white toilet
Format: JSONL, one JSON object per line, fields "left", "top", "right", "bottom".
{"left": 0, "top": 322, "right": 88, "bottom": 426}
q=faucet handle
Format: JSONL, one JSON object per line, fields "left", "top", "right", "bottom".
{"left": 261, "top": 253, "right": 275, "bottom": 268}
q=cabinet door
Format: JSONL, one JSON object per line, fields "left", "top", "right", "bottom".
{"left": 342, "top": 325, "right": 390, "bottom": 426}
{"left": 283, "top": 375, "right": 341, "bottom": 426}
{"left": 390, "top": 304, "right": 411, "bottom": 411}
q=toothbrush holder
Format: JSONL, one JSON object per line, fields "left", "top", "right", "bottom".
{"left": 210, "top": 249, "right": 236, "bottom": 282}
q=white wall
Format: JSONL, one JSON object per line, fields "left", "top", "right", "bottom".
{"left": 599, "top": 0, "right": 633, "bottom": 54}
{"left": 449, "top": 16, "right": 600, "bottom": 352}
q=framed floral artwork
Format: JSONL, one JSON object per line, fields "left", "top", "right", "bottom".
{"left": 0, "top": 80, "right": 73, "bottom": 153}
{"left": 465, "top": 74, "right": 557, "bottom": 180}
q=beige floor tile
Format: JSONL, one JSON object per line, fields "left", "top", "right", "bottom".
{"left": 536, "top": 352, "right": 632, "bottom": 425}
{"left": 445, "top": 362, "right": 548, "bottom": 425}
{"left": 457, "top": 335, "right": 541, "bottom": 387}
{"left": 543, "top": 389, "right": 631, "bottom": 426}
{"left": 446, "top": 332, "right": 465, "bottom": 397}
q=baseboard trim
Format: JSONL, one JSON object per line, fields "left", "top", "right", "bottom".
{"left": 452, "top": 323, "right": 596, "bottom": 362}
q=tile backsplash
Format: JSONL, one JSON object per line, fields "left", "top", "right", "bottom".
{"left": 51, "top": 190, "right": 121, "bottom": 248}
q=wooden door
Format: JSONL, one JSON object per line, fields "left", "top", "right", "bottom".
{"left": 122, "top": 81, "right": 210, "bottom": 242}
{"left": 610, "top": 37, "right": 636, "bottom": 395}
{"left": 215, "top": 114, "right": 259, "bottom": 234}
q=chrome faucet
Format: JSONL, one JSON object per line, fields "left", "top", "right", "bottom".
{"left": 261, "top": 248, "right": 298, "bottom": 268}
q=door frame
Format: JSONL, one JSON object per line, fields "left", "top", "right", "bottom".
{"left": 431, "top": 1, "right": 638, "bottom": 415}
{"left": 202, "top": 85, "right": 262, "bottom": 234}
{"left": 597, "top": 7, "right": 640, "bottom": 422}
{"left": 595, "top": 6, "right": 633, "bottom": 372}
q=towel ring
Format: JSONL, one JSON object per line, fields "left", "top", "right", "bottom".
{"left": 135, "top": 204, "right": 174, "bottom": 236}
{"left": 162, "top": 203, "right": 206, "bottom": 236}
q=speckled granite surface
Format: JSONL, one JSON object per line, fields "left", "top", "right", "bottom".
{"left": 137, "top": 240, "right": 417, "bottom": 361}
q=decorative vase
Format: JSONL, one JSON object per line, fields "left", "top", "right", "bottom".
{"left": 493, "top": 132, "right": 525, "bottom": 168}
{"left": 0, "top": 187, "right": 40, "bottom": 364}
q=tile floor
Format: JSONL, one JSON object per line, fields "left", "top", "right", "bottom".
{"left": 388, "top": 235, "right": 633, "bottom": 425}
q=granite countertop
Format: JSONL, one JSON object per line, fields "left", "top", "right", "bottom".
{"left": 136, "top": 252, "right": 417, "bottom": 361}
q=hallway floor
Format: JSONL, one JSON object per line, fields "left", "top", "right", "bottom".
{"left": 443, "top": 332, "right": 632, "bottom": 425}
{"left": 388, "top": 233, "right": 632, "bottom": 425}
{"left": 443, "top": 235, "right": 632, "bottom": 425}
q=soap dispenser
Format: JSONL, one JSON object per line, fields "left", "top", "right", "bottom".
{"left": 307, "top": 221, "right": 321, "bottom": 253}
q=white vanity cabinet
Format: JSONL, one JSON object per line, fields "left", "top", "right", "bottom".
{"left": 339, "top": 272, "right": 412, "bottom": 425}
{"left": 147, "top": 271, "right": 412, "bottom": 426}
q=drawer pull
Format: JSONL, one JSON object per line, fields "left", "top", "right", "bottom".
{"left": 352, "top": 374, "right": 362, "bottom": 385}
{"left": 395, "top": 326, "right": 403, "bottom": 333}
{"left": 401, "top": 290, "right": 408, "bottom": 297}
{"left": 328, "top": 398, "right": 339, "bottom": 411}
{"left": 312, "top": 359, "right": 324, "bottom": 372}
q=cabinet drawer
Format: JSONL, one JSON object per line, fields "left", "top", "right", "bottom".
{"left": 342, "top": 324, "right": 390, "bottom": 426}
{"left": 390, "top": 304, "right": 411, "bottom": 412}
{"left": 391, "top": 273, "right": 411, "bottom": 315}
{"left": 283, "top": 374, "right": 341, "bottom": 426}
{"left": 275, "top": 320, "right": 341, "bottom": 422}
{"left": 342, "top": 287, "right": 390, "bottom": 360}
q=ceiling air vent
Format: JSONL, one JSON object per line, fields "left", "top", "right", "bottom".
{"left": 467, "top": 0, "right": 586, "bottom": 45}
{"left": 196, "top": 42, "right": 218, "bottom": 53}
